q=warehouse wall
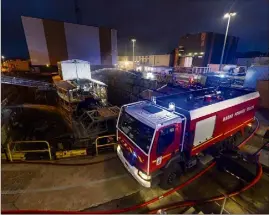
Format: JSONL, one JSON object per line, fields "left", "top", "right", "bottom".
{"left": 21, "top": 16, "right": 50, "bottom": 66}
{"left": 111, "top": 29, "right": 118, "bottom": 65}
{"left": 64, "top": 23, "right": 101, "bottom": 65}
{"left": 21, "top": 16, "right": 117, "bottom": 67}
{"left": 99, "top": 27, "right": 112, "bottom": 65}
{"left": 43, "top": 19, "right": 68, "bottom": 65}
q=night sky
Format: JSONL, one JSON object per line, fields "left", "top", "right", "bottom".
{"left": 2, "top": 0, "right": 269, "bottom": 58}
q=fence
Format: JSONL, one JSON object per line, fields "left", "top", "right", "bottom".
{"left": 7, "top": 140, "right": 52, "bottom": 162}
{"left": 95, "top": 135, "right": 117, "bottom": 155}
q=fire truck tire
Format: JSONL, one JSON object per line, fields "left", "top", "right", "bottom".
{"left": 160, "top": 164, "right": 182, "bottom": 190}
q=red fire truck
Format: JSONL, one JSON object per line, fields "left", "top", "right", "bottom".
{"left": 116, "top": 87, "right": 259, "bottom": 189}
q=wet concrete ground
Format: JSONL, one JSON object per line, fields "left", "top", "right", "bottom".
{"left": 1, "top": 154, "right": 140, "bottom": 210}
{"left": 82, "top": 162, "right": 269, "bottom": 214}
{"left": 2, "top": 130, "right": 269, "bottom": 213}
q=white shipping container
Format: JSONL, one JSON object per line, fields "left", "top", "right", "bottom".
{"left": 58, "top": 59, "right": 91, "bottom": 81}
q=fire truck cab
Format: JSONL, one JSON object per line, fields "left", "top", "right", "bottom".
{"left": 116, "top": 87, "right": 259, "bottom": 189}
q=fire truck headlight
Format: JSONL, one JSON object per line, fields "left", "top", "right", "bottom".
{"left": 138, "top": 171, "right": 151, "bottom": 181}
{"left": 117, "top": 144, "right": 121, "bottom": 153}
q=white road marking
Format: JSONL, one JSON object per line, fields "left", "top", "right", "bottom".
{"left": 214, "top": 201, "right": 230, "bottom": 214}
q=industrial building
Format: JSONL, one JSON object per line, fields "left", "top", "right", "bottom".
{"left": 134, "top": 54, "right": 171, "bottom": 66}
{"left": 1, "top": 59, "right": 30, "bottom": 72}
{"left": 175, "top": 32, "right": 239, "bottom": 67}
{"left": 21, "top": 16, "right": 117, "bottom": 67}
{"left": 118, "top": 54, "right": 171, "bottom": 70}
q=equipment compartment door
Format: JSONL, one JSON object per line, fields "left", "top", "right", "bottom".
{"left": 193, "top": 115, "right": 216, "bottom": 146}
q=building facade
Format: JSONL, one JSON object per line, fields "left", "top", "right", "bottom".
{"left": 175, "top": 32, "right": 239, "bottom": 67}
{"left": 237, "top": 57, "right": 269, "bottom": 67}
{"left": 118, "top": 54, "right": 171, "bottom": 67}
{"left": 21, "top": 16, "right": 117, "bottom": 67}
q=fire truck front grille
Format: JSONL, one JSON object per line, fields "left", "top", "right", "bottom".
{"left": 121, "top": 147, "right": 137, "bottom": 166}
{"left": 122, "top": 147, "right": 131, "bottom": 159}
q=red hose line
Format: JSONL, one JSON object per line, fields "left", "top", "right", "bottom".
{"left": 1, "top": 162, "right": 215, "bottom": 214}
{"left": 148, "top": 162, "right": 263, "bottom": 214}
{"left": 238, "top": 117, "right": 259, "bottom": 149}
{"left": 1, "top": 118, "right": 260, "bottom": 214}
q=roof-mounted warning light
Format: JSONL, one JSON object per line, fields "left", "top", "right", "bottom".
{"left": 168, "top": 102, "right": 176, "bottom": 112}
{"left": 151, "top": 96, "right": 156, "bottom": 104}
{"left": 204, "top": 95, "right": 212, "bottom": 102}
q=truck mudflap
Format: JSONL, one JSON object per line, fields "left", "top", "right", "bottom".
{"left": 215, "top": 150, "right": 259, "bottom": 182}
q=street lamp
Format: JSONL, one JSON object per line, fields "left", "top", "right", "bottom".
{"left": 131, "top": 39, "right": 136, "bottom": 69}
{"left": 1, "top": 56, "right": 5, "bottom": 59}
{"left": 219, "top": 12, "right": 236, "bottom": 71}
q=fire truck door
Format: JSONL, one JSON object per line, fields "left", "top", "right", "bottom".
{"left": 150, "top": 123, "right": 181, "bottom": 172}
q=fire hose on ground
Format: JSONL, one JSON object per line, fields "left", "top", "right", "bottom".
{"left": 148, "top": 162, "right": 263, "bottom": 213}
{"left": 2, "top": 118, "right": 263, "bottom": 214}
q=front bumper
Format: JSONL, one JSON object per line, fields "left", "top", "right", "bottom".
{"left": 117, "top": 145, "right": 151, "bottom": 188}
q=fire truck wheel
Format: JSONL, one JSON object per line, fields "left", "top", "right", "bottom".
{"left": 160, "top": 164, "right": 182, "bottom": 190}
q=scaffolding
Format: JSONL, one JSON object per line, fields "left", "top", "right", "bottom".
{"left": 76, "top": 106, "right": 120, "bottom": 139}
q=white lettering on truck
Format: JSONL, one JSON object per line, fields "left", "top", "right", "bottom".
{"left": 223, "top": 114, "right": 234, "bottom": 122}
{"left": 235, "top": 109, "right": 245, "bottom": 116}
{"left": 222, "top": 105, "right": 254, "bottom": 122}
{"left": 247, "top": 106, "right": 254, "bottom": 111}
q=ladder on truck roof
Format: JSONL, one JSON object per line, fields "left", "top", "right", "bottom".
{"left": 155, "top": 86, "right": 255, "bottom": 113}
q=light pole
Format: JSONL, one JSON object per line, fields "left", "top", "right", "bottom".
{"left": 219, "top": 12, "right": 236, "bottom": 71}
{"left": 131, "top": 39, "right": 136, "bottom": 69}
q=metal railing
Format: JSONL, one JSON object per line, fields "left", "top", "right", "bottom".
{"left": 192, "top": 66, "right": 212, "bottom": 74}
{"left": 2, "top": 135, "right": 119, "bottom": 162}
{"left": 7, "top": 140, "right": 52, "bottom": 162}
{"left": 95, "top": 135, "right": 117, "bottom": 155}
{"left": 174, "top": 66, "right": 212, "bottom": 74}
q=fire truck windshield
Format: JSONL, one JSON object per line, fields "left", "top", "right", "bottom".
{"left": 118, "top": 111, "right": 154, "bottom": 154}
